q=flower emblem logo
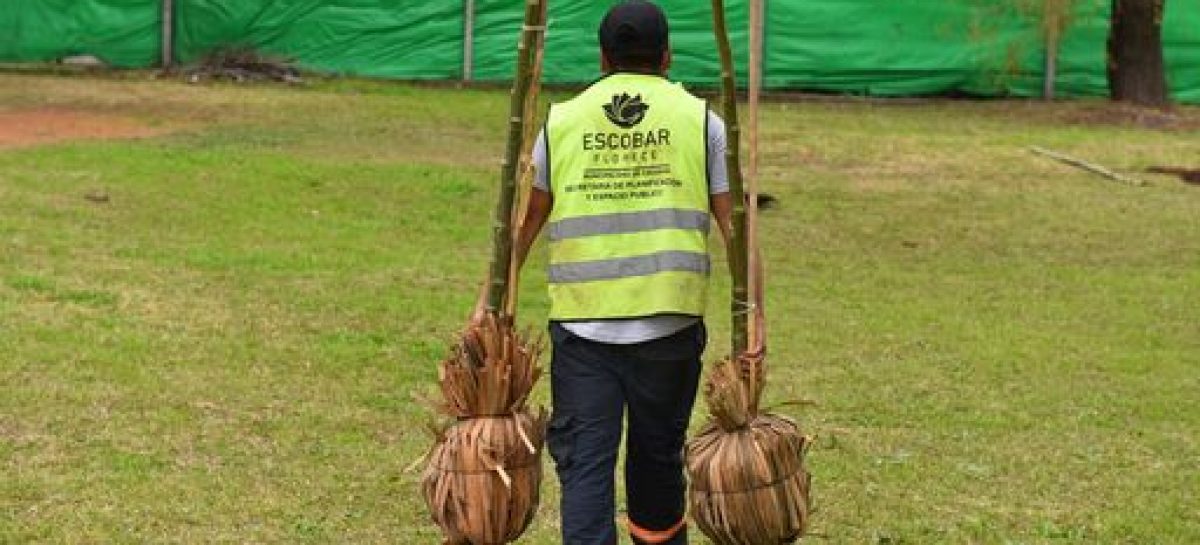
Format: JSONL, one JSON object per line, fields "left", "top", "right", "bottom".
{"left": 603, "top": 93, "right": 650, "bottom": 128}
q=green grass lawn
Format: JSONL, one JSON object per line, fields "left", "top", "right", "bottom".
{"left": 1, "top": 72, "right": 1197, "bottom": 544}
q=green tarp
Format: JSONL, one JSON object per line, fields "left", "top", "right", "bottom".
{"left": 0, "top": 0, "right": 159, "bottom": 67}
{"left": 173, "top": 1, "right": 463, "bottom": 79}
{"left": 1, "top": 0, "right": 1198, "bottom": 103}
{"left": 470, "top": 0, "right": 749, "bottom": 85}
{"left": 1164, "top": 0, "right": 1200, "bottom": 103}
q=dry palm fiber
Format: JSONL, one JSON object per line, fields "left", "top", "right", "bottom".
{"left": 685, "top": 1, "right": 812, "bottom": 543}
{"left": 686, "top": 355, "right": 812, "bottom": 545}
{"left": 421, "top": 315, "right": 548, "bottom": 545}
{"left": 421, "top": 1, "right": 549, "bottom": 543}
{"left": 423, "top": 412, "right": 546, "bottom": 545}
{"left": 434, "top": 313, "right": 544, "bottom": 419}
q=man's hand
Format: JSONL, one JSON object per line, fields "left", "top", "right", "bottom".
{"left": 710, "top": 192, "right": 733, "bottom": 249}
{"left": 737, "top": 349, "right": 765, "bottom": 381}
{"left": 468, "top": 281, "right": 489, "bottom": 327}
{"left": 749, "top": 304, "right": 766, "bottom": 356}
{"left": 739, "top": 304, "right": 767, "bottom": 379}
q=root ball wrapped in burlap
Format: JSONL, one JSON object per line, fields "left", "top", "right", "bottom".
{"left": 421, "top": 313, "right": 547, "bottom": 545}
{"left": 686, "top": 355, "right": 813, "bottom": 545}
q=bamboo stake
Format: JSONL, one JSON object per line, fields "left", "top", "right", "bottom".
{"left": 747, "top": 0, "right": 763, "bottom": 198}
{"left": 463, "top": 0, "right": 476, "bottom": 82}
{"left": 161, "top": 0, "right": 174, "bottom": 69}
{"left": 747, "top": 0, "right": 765, "bottom": 411}
{"left": 506, "top": 0, "right": 549, "bottom": 317}
{"left": 711, "top": 0, "right": 749, "bottom": 356}
{"left": 487, "top": 0, "right": 547, "bottom": 313}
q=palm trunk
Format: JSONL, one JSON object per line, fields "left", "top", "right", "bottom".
{"left": 710, "top": 0, "right": 749, "bottom": 356}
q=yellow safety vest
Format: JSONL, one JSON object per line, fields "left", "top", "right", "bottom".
{"left": 546, "top": 73, "right": 710, "bottom": 320}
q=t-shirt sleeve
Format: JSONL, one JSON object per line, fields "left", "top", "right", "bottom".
{"left": 532, "top": 129, "right": 550, "bottom": 192}
{"left": 706, "top": 110, "right": 730, "bottom": 195}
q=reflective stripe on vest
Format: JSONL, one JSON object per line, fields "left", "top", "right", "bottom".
{"left": 548, "top": 250, "right": 710, "bottom": 284}
{"left": 546, "top": 73, "right": 710, "bottom": 320}
{"left": 548, "top": 208, "right": 709, "bottom": 241}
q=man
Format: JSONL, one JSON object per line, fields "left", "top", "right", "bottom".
{"left": 480, "top": 2, "right": 734, "bottom": 543}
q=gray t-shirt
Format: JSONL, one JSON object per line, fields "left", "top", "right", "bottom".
{"left": 533, "top": 110, "right": 729, "bottom": 344}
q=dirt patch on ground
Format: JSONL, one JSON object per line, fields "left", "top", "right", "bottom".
{"left": 1054, "top": 103, "right": 1200, "bottom": 132}
{"left": 0, "top": 108, "right": 169, "bottom": 149}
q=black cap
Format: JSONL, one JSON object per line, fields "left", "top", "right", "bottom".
{"left": 598, "top": 1, "right": 669, "bottom": 67}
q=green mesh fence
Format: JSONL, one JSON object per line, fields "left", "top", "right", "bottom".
{"left": 1, "top": 0, "right": 1197, "bottom": 103}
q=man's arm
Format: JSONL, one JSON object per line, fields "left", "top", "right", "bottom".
{"left": 707, "top": 112, "right": 765, "bottom": 355}
{"left": 710, "top": 192, "right": 733, "bottom": 251}
{"left": 477, "top": 124, "right": 551, "bottom": 320}
{"left": 516, "top": 188, "right": 552, "bottom": 270}
{"left": 710, "top": 191, "right": 766, "bottom": 356}
{"left": 518, "top": 130, "right": 553, "bottom": 271}
{"left": 470, "top": 187, "right": 552, "bottom": 319}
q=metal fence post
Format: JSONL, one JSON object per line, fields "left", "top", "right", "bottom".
{"left": 161, "top": 0, "right": 174, "bottom": 68}
{"left": 463, "top": 0, "right": 475, "bottom": 82}
{"left": 1044, "top": 35, "right": 1058, "bottom": 100}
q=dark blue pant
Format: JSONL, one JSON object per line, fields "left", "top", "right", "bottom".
{"left": 547, "top": 321, "right": 705, "bottom": 545}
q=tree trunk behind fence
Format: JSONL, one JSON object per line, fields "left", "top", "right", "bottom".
{"left": 1108, "top": 0, "right": 1170, "bottom": 108}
